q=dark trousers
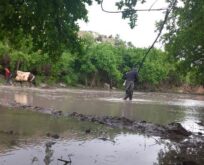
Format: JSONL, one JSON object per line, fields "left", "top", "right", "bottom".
{"left": 6, "top": 74, "right": 12, "bottom": 85}
{"left": 124, "top": 80, "right": 134, "bottom": 100}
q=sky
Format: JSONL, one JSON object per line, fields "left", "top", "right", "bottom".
{"left": 78, "top": 0, "right": 168, "bottom": 48}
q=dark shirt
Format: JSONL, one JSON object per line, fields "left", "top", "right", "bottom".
{"left": 123, "top": 70, "right": 138, "bottom": 82}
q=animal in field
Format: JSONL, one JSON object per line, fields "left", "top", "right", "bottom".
{"left": 13, "top": 70, "right": 36, "bottom": 87}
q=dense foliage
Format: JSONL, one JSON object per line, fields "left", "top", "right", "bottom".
{"left": 162, "top": 0, "right": 204, "bottom": 85}
{"left": 111, "top": 0, "right": 204, "bottom": 85}
{"left": 0, "top": 0, "right": 203, "bottom": 88}
{"left": 0, "top": 0, "right": 92, "bottom": 58}
{"left": 0, "top": 33, "right": 172, "bottom": 89}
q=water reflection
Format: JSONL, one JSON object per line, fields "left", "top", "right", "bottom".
{"left": 14, "top": 93, "right": 28, "bottom": 105}
{"left": 0, "top": 108, "right": 168, "bottom": 165}
{"left": 0, "top": 96, "right": 204, "bottom": 164}
{"left": 44, "top": 142, "right": 55, "bottom": 165}
{"left": 0, "top": 135, "right": 167, "bottom": 165}
{"left": 156, "top": 142, "right": 204, "bottom": 165}
{"left": 1, "top": 136, "right": 203, "bottom": 165}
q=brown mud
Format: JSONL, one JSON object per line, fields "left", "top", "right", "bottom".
{"left": 2, "top": 101, "right": 204, "bottom": 140}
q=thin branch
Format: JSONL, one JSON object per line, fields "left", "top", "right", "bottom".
{"left": 100, "top": 0, "right": 167, "bottom": 14}
{"left": 148, "top": 0, "right": 159, "bottom": 11}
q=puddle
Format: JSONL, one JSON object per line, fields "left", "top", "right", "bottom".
{"left": 0, "top": 134, "right": 167, "bottom": 165}
{"left": 0, "top": 108, "right": 168, "bottom": 165}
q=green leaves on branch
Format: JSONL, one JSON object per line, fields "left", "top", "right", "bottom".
{"left": 0, "top": 0, "right": 92, "bottom": 58}
{"left": 163, "top": 0, "right": 204, "bottom": 85}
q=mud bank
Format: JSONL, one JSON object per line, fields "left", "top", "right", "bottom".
{"left": 70, "top": 111, "right": 204, "bottom": 164}
{"left": 69, "top": 112, "right": 192, "bottom": 140}
{"left": 1, "top": 101, "right": 203, "bottom": 141}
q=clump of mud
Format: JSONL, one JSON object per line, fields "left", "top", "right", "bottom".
{"left": 69, "top": 112, "right": 191, "bottom": 140}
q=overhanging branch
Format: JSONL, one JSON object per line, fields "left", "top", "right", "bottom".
{"left": 138, "top": 0, "right": 177, "bottom": 72}
{"left": 100, "top": 0, "right": 167, "bottom": 13}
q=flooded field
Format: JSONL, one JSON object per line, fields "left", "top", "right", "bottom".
{"left": 0, "top": 110, "right": 166, "bottom": 165}
{"left": 0, "top": 86, "right": 204, "bottom": 165}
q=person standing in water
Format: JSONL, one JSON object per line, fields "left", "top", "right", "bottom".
{"left": 123, "top": 68, "right": 139, "bottom": 100}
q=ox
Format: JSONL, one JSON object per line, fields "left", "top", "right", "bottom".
{"left": 13, "top": 70, "right": 36, "bottom": 87}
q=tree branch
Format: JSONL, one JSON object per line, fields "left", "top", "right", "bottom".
{"left": 100, "top": 0, "right": 167, "bottom": 14}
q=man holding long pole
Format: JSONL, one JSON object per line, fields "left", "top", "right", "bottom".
{"left": 123, "top": 68, "right": 139, "bottom": 101}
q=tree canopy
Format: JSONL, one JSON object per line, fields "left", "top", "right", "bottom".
{"left": 0, "top": 0, "right": 203, "bottom": 86}
{"left": 0, "top": 0, "right": 92, "bottom": 58}
{"left": 98, "top": 0, "right": 204, "bottom": 85}
{"left": 162, "top": 0, "right": 204, "bottom": 84}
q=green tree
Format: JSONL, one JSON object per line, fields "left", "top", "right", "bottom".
{"left": 118, "top": 47, "right": 171, "bottom": 85}
{"left": 95, "top": 0, "right": 147, "bottom": 28}
{"left": 79, "top": 34, "right": 121, "bottom": 87}
{"left": 78, "top": 33, "right": 97, "bottom": 86}
{"left": 139, "top": 49, "right": 171, "bottom": 84}
{"left": 96, "top": 0, "right": 204, "bottom": 85}
{"left": 161, "top": 0, "right": 204, "bottom": 85}
{"left": 0, "top": 42, "right": 11, "bottom": 69}
{"left": 93, "top": 43, "right": 121, "bottom": 87}
{"left": 53, "top": 51, "right": 78, "bottom": 85}
{"left": 0, "top": 0, "right": 92, "bottom": 58}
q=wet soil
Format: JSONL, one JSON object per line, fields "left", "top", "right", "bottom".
{"left": 0, "top": 102, "right": 193, "bottom": 140}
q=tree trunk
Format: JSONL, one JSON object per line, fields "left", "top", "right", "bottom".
{"left": 85, "top": 77, "right": 88, "bottom": 87}
{"left": 16, "top": 60, "right": 21, "bottom": 70}
{"left": 90, "top": 72, "right": 97, "bottom": 87}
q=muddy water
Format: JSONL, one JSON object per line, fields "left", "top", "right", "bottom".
{"left": 0, "top": 86, "right": 204, "bottom": 132}
{"left": 0, "top": 86, "right": 204, "bottom": 165}
{"left": 0, "top": 106, "right": 168, "bottom": 165}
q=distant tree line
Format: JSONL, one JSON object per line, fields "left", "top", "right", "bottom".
{"left": 0, "top": 32, "right": 198, "bottom": 89}
{"left": 0, "top": 0, "right": 203, "bottom": 88}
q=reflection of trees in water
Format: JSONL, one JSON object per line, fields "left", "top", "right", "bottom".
{"left": 120, "top": 102, "right": 186, "bottom": 124}
{"left": 155, "top": 141, "right": 204, "bottom": 165}
{"left": 121, "top": 102, "right": 134, "bottom": 119}
{"left": 15, "top": 93, "right": 28, "bottom": 105}
{"left": 44, "top": 142, "right": 55, "bottom": 165}
{"left": 14, "top": 93, "right": 33, "bottom": 105}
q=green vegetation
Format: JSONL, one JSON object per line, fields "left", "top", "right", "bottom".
{"left": 0, "top": 33, "right": 173, "bottom": 88}
{"left": 0, "top": 0, "right": 92, "bottom": 58}
{"left": 0, "top": 0, "right": 203, "bottom": 89}
{"left": 162, "top": 0, "right": 204, "bottom": 85}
